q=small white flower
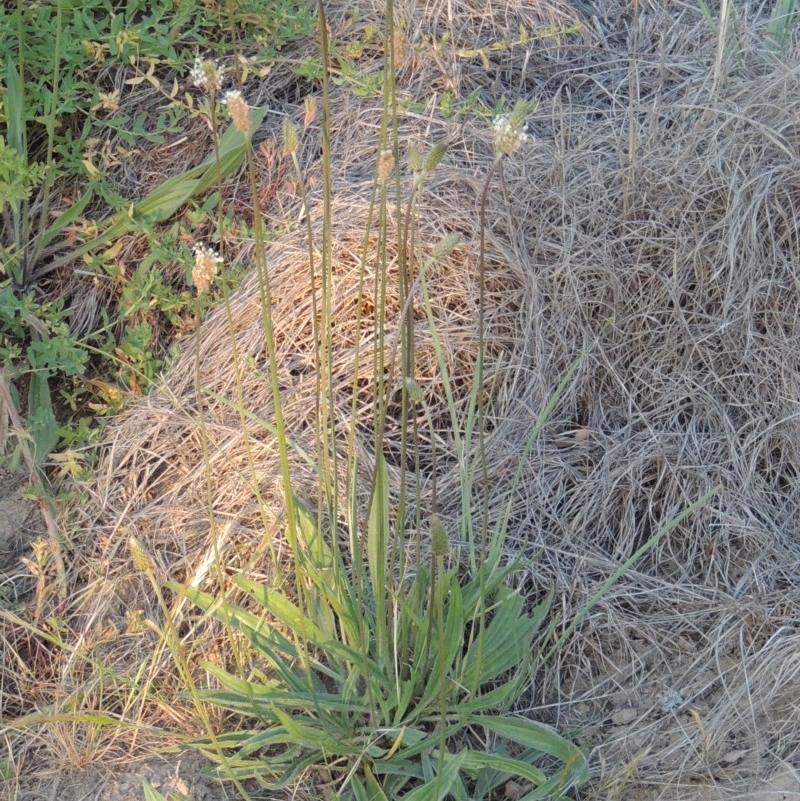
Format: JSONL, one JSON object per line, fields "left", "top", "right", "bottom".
{"left": 190, "top": 57, "right": 226, "bottom": 96}
{"left": 192, "top": 243, "right": 223, "bottom": 293}
{"left": 492, "top": 99, "right": 537, "bottom": 157}
{"left": 493, "top": 114, "right": 529, "bottom": 156}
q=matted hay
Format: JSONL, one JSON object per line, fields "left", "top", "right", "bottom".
{"left": 27, "top": 1, "right": 800, "bottom": 798}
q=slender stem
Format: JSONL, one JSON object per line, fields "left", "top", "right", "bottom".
{"left": 315, "top": 0, "right": 338, "bottom": 534}
{"left": 468, "top": 155, "right": 500, "bottom": 698}
{"left": 434, "top": 549, "right": 447, "bottom": 798}
{"left": 28, "top": 0, "right": 63, "bottom": 278}
{"left": 290, "top": 148, "right": 324, "bottom": 512}
{"left": 476, "top": 157, "right": 499, "bottom": 562}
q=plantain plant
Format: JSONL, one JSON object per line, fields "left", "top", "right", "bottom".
{"left": 168, "top": 482, "right": 588, "bottom": 801}
{"left": 139, "top": 5, "right": 716, "bottom": 801}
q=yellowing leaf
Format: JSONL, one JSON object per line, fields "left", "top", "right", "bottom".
{"left": 50, "top": 450, "right": 85, "bottom": 479}
{"left": 102, "top": 239, "right": 124, "bottom": 260}
{"left": 82, "top": 159, "right": 103, "bottom": 180}
{"left": 126, "top": 60, "right": 159, "bottom": 88}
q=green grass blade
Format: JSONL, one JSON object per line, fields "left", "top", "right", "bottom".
{"left": 42, "top": 106, "right": 269, "bottom": 274}
{"left": 767, "top": 0, "right": 797, "bottom": 51}
{"left": 368, "top": 450, "right": 390, "bottom": 666}
{"left": 472, "top": 715, "right": 588, "bottom": 784}
{"left": 294, "top": 497, "right": 363, "bottom": 648}
{"left": 454, "top": 675, "right": 528, "bottom": 714}
{"left": 36, "top": 186, "right": 93, "bottom": 251}
{"left": 351, "top": 775, "right": 371, "bottom": 801}
{"left": 132, "top": 178, "right": 200, "bottom": 222}
{"left": 189, "top": 729, "right": 321, "bottom": 786}
{"left": 170, "top": 581, "right": 295, "bottom": 655}
{"left": 132, "top": 106, "right": 268, "bottom": 222}
{"left": 360, "top": 765, "right": 392, "bottom": 801}
{"left": 142, "top": 784, "right": 173, "bottom": 801}
{"left": 414, "top": 573, "right": 464, "bottom": 713}
{"left": 457, "top": 750, "right": 546, "bottom": 786}
{"left": 272, "top": 706, "right": 358, "bottom": 755}
{"left": 462, "top": 588, "right": 534, "bottom": 688}
{"left": 196, "top": 725, "right": 298, "bottom": 756}
{"left": 233, "top": 575, "right": 328, "bottom": 645}
{"left": 199, "top": 663, "right": 367, "bottom": 715}
{"left": 27, "top": 368, "right": 57, "bottom": 460}
{"left": 694, "top": 0, "right": 718, "bottom": 34}
{"left": 4, "top": 56, "right": 25, "bottom": 155}
{"left": 458, "top": 561, "right": 517, "bottom": 614}
{"left": 3, "top": 55, "right": 26, "bottom": 279}
{"left": 268, "top": 749, "right": 327, "bottom": 789}
{"left": 401, "top": 752, "right": 467, "bottom": 801}
{"left": 433, "top": 575, "right": 465, "bottom": 679}
{"left": 317, "top": 637, "right": 392, "bottom": 698}
{"left": 168, "top": 582, "right": 330, "bottom": 693}
{"left": 516, "top": 766, "right": 585, "bottom": 801}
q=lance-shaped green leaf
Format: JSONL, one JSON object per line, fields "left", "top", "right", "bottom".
{"left": 40, "top": 106, "right": 269, "bottom": 277}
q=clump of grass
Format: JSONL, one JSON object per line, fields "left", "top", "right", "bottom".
{"left": 170, "top": 496, "right": 587, "bottom": 799}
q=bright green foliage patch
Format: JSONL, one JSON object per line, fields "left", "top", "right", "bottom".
{"left": 0, "top": 0, "right": 305, "bottom": 463}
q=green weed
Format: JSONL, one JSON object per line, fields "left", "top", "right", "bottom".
{"left": 0, "top": 4, "right": 721, "bottom": 800}
{"left": 152, "top": 11, "right": 589, "bottom": 801}
{"left": 695, "top": 0, "right": 798, "bottom": 63}
{"left": 0, "top": 0, "right": 304, "bottom": 462}
{"left": 167, "top": 494, "right": 588, "bottom": 799}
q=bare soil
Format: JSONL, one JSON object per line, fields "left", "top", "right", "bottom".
{"left": 0, "top": 469, "right": 41, "bottom": 610}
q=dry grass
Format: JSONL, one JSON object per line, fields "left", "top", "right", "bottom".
{"left": 5, "top": 0, "right": 800, "bottom": 799}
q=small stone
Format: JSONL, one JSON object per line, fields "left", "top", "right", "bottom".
{"left": 658, "top": 689, "right": 685, "bottom": 714}
{"left": 611, "top": 707, "right": 639, "bottom": 725}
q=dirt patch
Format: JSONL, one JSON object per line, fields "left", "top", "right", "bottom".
{"left": 17, "top": 753, "right": 270, "bottom": 801}
{"left": 0, "top": 469, "right": 42, "bottom": 608}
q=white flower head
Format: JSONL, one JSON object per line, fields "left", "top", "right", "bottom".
{"left": 190, "top": 57, "right": 227, "bottom": 96}
{"left": 192, "top": 243, "right": 223, "bottom": 293}
{"left": 493, "top": 115, "right": 528, "bottom": 156}
{"left": 492, "top": 99, "right": 537, "bottom": 157}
